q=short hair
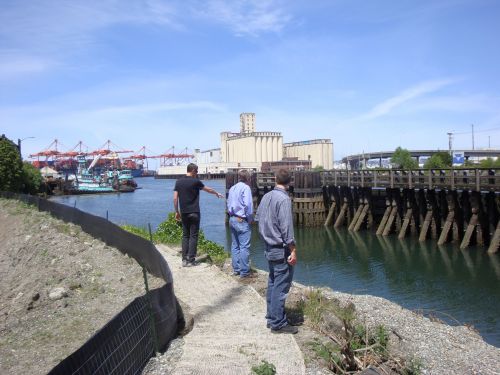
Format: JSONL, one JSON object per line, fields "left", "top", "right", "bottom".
{"left": 238, "top": 169, "right": 250, "bottom": 183}
{"left": 187, "top": 163, "right": 198, "bottom": 173}
{"left": 275, "top": 169, "right": 291, "bottom": 185}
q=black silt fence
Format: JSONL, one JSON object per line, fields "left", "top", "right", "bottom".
{"left": 0, "top": 192, "right": 181, "bottom": 374}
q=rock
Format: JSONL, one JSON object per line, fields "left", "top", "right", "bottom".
{"left": 32, "top": 292, "right": 40, "bottom": 301}
{"left": 48, "top": 287, "right": 68, "bottom": 301}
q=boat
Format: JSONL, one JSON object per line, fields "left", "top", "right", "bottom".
{"left": 67, "top": 156, "right": 116, "bottom": 194}
{"left": 106, "top": 169, "right": 138, "bottom": 192}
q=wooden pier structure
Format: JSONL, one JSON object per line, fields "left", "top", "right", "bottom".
{"left": 225, "top": 168, "right": 500, "bottom": 253}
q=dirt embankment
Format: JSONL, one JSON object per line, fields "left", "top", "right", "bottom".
{"left": 0, "top": 198, "right": 162, "bottom": 375}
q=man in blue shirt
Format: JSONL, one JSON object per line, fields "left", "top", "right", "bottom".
{"left": 256, "top": 169, "right": 298, "bottom": 334}
{"left": 227, "top": 169, "right": 254, "bottom": 278}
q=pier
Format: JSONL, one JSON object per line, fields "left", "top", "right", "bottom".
{"left": 226, "top": 168, "right": 500, "bottom": 252}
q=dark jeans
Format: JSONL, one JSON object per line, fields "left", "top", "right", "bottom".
{"left": 181, "top": 212, "right": 200, "bottom": 263}
{"left": 266, "top": 258, "right": 294, "bottom": 330}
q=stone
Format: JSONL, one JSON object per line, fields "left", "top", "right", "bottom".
{"left": 48, "top": 287, "right": 68, "bottom": 301}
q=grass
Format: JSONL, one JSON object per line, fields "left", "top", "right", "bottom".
{"left": 251, "top": 360, "right": 276, "bottom": 375}
{"left": 297, "top": 288, "right": 399, "bottom": 373}
{"left": 122, "top": 212, "right": 229, "bottom": 267}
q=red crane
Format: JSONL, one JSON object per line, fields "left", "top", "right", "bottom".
{"left": 148, "top": 146, "right": 194, "bottom": 167}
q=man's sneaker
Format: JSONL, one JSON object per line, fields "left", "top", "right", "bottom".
{"left": 182, "top": 260, "right": 188, "bottom": 267}
{"left": 185, "top": 261, "right": 197, "bottom": 267}
{"left": 232, "top": 271, "right": 240, "bottom": 276}
{"left": 271, "top": 325, "right": 298, "bottom": 334}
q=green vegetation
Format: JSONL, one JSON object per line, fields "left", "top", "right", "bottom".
{"left": 391, "top": 147, "right": 418, "bottom": 169}
{"left": 0, "top": 136, "right": 23, "bottom": 192}
{"left": 0, "top": 136, "right": 42, "bottom": 194}
{"left": 21, "top": 161, "right": 42, "bottom": 194}
{"left": 423, "top": 152, "right": 452, "bottom": 169}
{"left": 251, "top": 360, "right": 276, "bottom": 375}
{"left": 122, "top": 212, "right": 229, "bottom": 266}
{"left": 478, "top": 157, "right": 500, "bottom": 168}
{"left": 300, "top": 288, "right": 394, "bottom": 373}
{"left": 312, "top": 165, "right": 325, "bottom": 171}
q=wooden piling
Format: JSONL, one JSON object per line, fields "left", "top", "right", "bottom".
{"left": 488, "top": 221, "right": 500, "bottom": 254}
{"left": 324, "top": 201, "right": 336, "bottom": 226}
{"left": 334, "top": 202, "right": 348, "bottom": 228}
{"left": 460, "top": 212, "right": 478, "bottom": 249}
{"left": 398, "top": 208, "right": 413, "bottom": 239}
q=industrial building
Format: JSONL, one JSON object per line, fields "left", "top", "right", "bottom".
{"left": 157, "top": 113, "right": 333, "bottom": 175}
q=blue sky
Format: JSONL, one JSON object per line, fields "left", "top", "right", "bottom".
{"left": 1, "top": 0, "right": 500, "bottom": 165}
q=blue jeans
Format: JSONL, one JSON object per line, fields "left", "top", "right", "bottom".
{"left": 266, "top": 258, "right": 294, "bottom": 330}
{"left": 229, "top": 216, "right": 251, "bottom": 277}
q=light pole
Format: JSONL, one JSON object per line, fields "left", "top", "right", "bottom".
{"left": 447, "top": 132, "right": 453, "bottom": 156}
{"left": 18, "top": 136, "right": 35, "bottom": 159}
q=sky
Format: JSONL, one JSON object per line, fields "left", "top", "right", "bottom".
{"left": 1, "top": 0, "right": 500, "bottom": 166}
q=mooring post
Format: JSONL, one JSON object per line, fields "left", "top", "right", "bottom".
{"left": 324, "top": 199, "right": 336, "bottom": 227}
{"left": 334, "top": 199, "right": 348, "bottom": 228}
{"left": 460, "top": 208, "right": 478, "bottom": 249}
{"left": 348, "top": 197, "right": 363, "bottom": 231}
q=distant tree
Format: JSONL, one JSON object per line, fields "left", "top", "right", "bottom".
{"left": 0, "top": 136, "right": 23, "bottom": 192}
{"left": 424, "top": 152, "right": 452, "bottom": 169}
{"left": 479, "top": 157, "right": 500, "bottom": 168}
{"left": 312, "top": 165, "right": 324, "bottom": 171}
{"left": 21, "top": 161, "right": 42, "bottom": 194}
{"left": 390, "top": 147, "right": 418, "bottom": 169}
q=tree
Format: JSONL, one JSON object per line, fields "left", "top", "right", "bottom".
{"left": 479, "top": 157, "right": 500, "bottom": 168}
{"left": 390, "top": 147, "right": 418, "bottom": 169}
{"left": 0, "top": 136, "right": 23, "bottom": 192}
{"left": 424, "top": 152, "right": 452, "bottom": 169}
{"left": 312, "top": 165, "right": 324, "bottom": 171}
{"left": 21, "top": 161, "right": 42, "bottom": 194}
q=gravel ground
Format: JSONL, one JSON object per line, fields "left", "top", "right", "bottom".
{"left": 0, "top": 198, "right": 163, "bottom": 375}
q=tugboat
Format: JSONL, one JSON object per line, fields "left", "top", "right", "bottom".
{"left": 107, "top": 169, "right": 138, "bottom": 192}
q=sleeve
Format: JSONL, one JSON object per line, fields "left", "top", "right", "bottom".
{"left": 243, "top": 185, "right": 253, "bottom": 219}
{"left": 198, "top": 179, "right": 205, "bottom": 190}
{"left": 174, "top": 180, "right": 179, "bottom": 191}
{"left": 277, "top": 198, "right": 295, "bottom": 245}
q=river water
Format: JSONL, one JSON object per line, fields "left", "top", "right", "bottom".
{"left": 51, "top": 177, "right": 500, "bottom": 347}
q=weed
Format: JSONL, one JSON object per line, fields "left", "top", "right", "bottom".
{"left": 402, "top": 357, "right": 423, "bottom": 375}
{"left": 121, "top": 225, "right": 150, "bottom": 240}
{"left": 308, "top": 338, "right": 342, "bottom": 371}
{"left": 251, "top": 360, "right": 276, "bottom": 375}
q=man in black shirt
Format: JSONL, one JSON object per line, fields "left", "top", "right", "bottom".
{"left": 174, "top": 163, "right": 223, "bottom": 266}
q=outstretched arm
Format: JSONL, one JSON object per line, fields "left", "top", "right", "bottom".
{"left": 202, "top": 186, "right": 223, "bottom": 199}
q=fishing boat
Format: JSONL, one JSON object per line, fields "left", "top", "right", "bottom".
{"left": 67, "top": 156, "right": 115, "bottom": 194}
{"left": 106, "top": 169, "right": 138, "bottom": 192}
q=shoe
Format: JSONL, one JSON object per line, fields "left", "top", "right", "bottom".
{"left": 240, "top": 273, "right": 257, "bottom": 279}
{"left": 182, "top": 260, "right": 188, "bottom": 267}
{"left": 271, "top": 325, "right": 298, "bottom": 334}
{"left": 267, "top": 319, "right": 299, "bottom": 329}
{"left": 232, "top": 271, "right": 240, "bottom": 276}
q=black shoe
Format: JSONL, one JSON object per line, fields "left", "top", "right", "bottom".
{"left": 267, "top": 319, "right": 299, "bottom": 329}
{"left": 271, "top": 325, "right": 298, "bottom": 334}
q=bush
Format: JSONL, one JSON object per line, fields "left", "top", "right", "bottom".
{"left": 144, "top": 212, "right": 229, "bottom": 266}
{"left": 21, "top": 161, "right": 42, "bottom": 194}
{"left": 0, "top": 137, "right": 23, "bottom": 192}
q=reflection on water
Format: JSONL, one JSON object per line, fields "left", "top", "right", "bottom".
{"left": 52, "top": 177, "right": 500, "bottom": 347}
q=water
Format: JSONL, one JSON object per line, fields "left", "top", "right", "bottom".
{"left": 52, "top": 177, "right": 500, "bottom": 347}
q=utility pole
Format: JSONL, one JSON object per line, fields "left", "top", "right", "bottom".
{"left": 471, "top": 124, "right": 475, "bottom": 150}
{"left": 447, "top": 132, "right": 453, "bottom": 156}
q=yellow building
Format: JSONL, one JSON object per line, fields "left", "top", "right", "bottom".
{"left": 283, "top": 139, "right": 333, "bottom": 170}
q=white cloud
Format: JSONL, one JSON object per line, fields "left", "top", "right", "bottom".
{"left": 356, "top": 78, "right": 458, "bottom": 121}
{"left": 198, "top": 0, "right": 292, "bottom": 36}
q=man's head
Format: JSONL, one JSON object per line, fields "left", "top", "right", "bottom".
{"left": 238, "top": 169, "right": 250, "bottom": 183}
{"left": 187, "top": 163, "right": 198, "bottom": 175}
{"left": 275, "top": 169, "right": 291, "bottom": 186}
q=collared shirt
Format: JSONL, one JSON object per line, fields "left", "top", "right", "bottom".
{"left": 227, "top": 181, "right": 253, "bottom": 222}
{"left": 256, "top": 187, "right": 295, "bottom": 253}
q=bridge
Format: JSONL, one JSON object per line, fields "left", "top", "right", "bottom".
{"left": 342, "top": 149, "right": 500, "bottom": 169}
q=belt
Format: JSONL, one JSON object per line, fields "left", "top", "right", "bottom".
{"left": 229, "top": 214, "right": 247, "bottom": 222}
